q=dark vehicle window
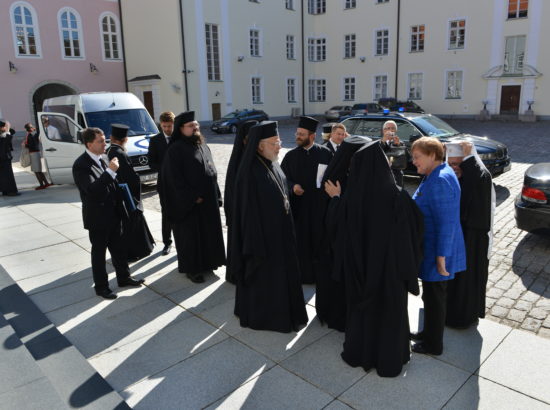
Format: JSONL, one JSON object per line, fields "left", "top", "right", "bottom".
{"left": 222, "top": 112, "right": 239, "bottom": 119}
{"left": 410, "top": 115, "right": 458, "bottom": 138}
{"left": 395, "top": 121, "right": 422, "bottom": 142}
{"left": 352, "top": 119, "right": 382, "bottom": 138}
{"left": 85, "top": 109, "right": 158, "bottom": 137}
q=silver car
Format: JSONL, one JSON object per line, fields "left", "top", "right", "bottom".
{"left": 325, "top": 105, "right": 353, "bottom": 121}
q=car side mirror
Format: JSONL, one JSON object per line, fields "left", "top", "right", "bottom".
{"left": 76, "top": 130, "right": 84, "bottom": 144}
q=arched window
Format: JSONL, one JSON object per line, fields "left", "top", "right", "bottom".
{"left": 100, "top": 13, "right": 122, "bottom": 60}
{"left": 58, "top": 8, "right": 85, "bottom": 59}
{"left": 10, "top": 2, "right": 41, "bottom": 57}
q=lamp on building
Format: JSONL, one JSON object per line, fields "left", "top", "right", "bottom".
{"left": 215, "top": 91, "right": 220, "bottom": 96}
{"left": 359, "top": 56, "right": 366, "bottom": 63}
{"left": 89, "top": 63, "right": 98, "bottom": 73}
{"left": 482, "top": 100, "right": 489, "bottom": 110}
{"left": 237, "top": 55, "right": 245, "bottom": 62}
{"left": 9, "top": 61, "right": 17, "bottom": 73}
{"left": 527, "top": 100, "right": 535, "bottom": 110}
{"left": 170, "top": 82, "right": 182, "bottom": 93}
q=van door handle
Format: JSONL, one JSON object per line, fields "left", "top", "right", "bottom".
{"left": 45, "top": 148, "right": 57, "bottom": 152}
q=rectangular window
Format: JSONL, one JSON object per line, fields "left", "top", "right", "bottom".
{"left": 376, "top": 29, "right": 389, "bottom": 55}
{"left": 287, "top": 78, "right": 296, "bottom": 103}
{"left": 286, "top": 0, "right": 294, "bottom": 10}
{"left": 308, "top": 0, "right": 326, "bottom": 14}
{"left": 410, "top": 25, "right": 425, "bottom": 52}
{"left": 308, "top": 37, "right": 326, "bottom": 61}
{"left": 308, "top": 79, "right": 326, "bottom": 102}
{"left": 508, "top": 0, "right": 528, "bottom": 18}
{"left": 377, "top": 0, "right": 389, "bottom": 3}
{"left": 344, "top": 34, "right": 356, "bottom": 58}
{"left": 408, "top": 73, "right": 423, "bottom": 100}
{"left": 343, "top": 77, "right": 356, "bottom": 101}
{"left": 449, "top": 19, "right": 465, "bottom": 50}
{"left": 250, "top": 29, "right": 261, "bottom": 56}
{"left": 205, "top": 24, "right": 221, "bottom": 81}
{"left": 446, "top": 71, "right": 463, "bottom": 99}
{"left": 252, "top": 77, "right": 262, "bottom": 104}
{"left": 286, "top": 35, "right": 295, "bottom": 59}
{"left": 504, "top": 36, "right": 526, "bottom": 74}
{"left": 374, "top": 75, "right": 388, "bottom": 100}
{"left": 345, "top": 0, "right": 356, "bottom": 9}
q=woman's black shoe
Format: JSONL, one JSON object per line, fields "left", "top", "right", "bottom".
{"left": 409, "top": 331, "right": 424, "bottom": 341}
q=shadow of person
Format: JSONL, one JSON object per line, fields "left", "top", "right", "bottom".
{"left": 494, "top": 183, "right": 510, "bottom": 206}
{"left": 511, "top": 232, "right": 550, "bottom": 294}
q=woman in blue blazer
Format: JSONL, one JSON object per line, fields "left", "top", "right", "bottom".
{"left": 410, "top": 137, "right": 466, "bottom": 355}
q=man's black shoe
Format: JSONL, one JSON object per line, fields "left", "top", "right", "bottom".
{"left": 410, "top": 331, "right": 424, "bottom": 341}
{"left": 96, "top": 289, "right": 117, "bottom": 299}
{"left": 162, "top": 244, "right": 172, "bottom": 256}
{"left": 412, "top": 342, "right": 442, "bottom": 356}
{"left": 118, "top": 278, "right": 145, "bottom": 287}
{"left": 186, "top": 273, "right": 205, "bottom": 283}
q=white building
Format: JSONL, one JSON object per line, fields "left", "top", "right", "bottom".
{"left": 120, "top": 0, "right": 546, "bottom": 121}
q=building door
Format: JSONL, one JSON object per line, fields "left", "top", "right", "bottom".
{"left": 500, "top": 85, "right": 521, "bottom": 114}
{"left": 143, "top": 91, "right": 154, "bottom": 119}
{"left": 212, "top": 103, "right": 221, "bottom": 120}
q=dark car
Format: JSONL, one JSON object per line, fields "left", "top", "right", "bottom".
{"left": 325, "top": 105, "right": 353, "bottom": 121}
{"left": 341, "top": 112, "right": 511, "bottom": 176}
{"left": 211, "top": 109, "right": 269, "bottom": 134}
{"left": 350, "top": 103, "right": 382, "bottom": 116}
{"left": 378, "top": 98, "right": 425, "bottom": 113}
{"left": 515, "top": 163, "right": 550, "bottom": 235}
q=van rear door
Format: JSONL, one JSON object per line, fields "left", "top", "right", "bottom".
{"left": 37, "top": 112, "right": 83, "bottom": 184}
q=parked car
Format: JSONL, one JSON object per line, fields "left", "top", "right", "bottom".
{"left": 350, "top": 103, "right": 382, "bottom": 116}
{"left": 378, "top": 98, "right": 425, "bottom": 113}
{"left": 325, "top": 105, "right": 353, "bottom": 121}
{"left": 210, "top": 109, "right": 269, "bottom": 134}
{"left": 341, "top": 112, "right": 511, "bottom": 176}
{"left": 515, "top": 163, "right": 550, "bottom": 235}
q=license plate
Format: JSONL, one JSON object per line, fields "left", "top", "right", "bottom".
{"left": 140, "top": 172, "right": 157, "bottom": 182}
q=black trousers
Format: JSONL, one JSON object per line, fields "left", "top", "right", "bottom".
{"left": 89, "top": 221, "right": 130, "bottom": 292}
{"left": 421, "top": 280, "right": 448, "bottom": 354}
{"left": 161, "top": 208, "right": 173, "bottom": 246}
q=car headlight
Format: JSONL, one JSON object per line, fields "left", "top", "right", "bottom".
{"left": 221, "top": 122, "right": 229, "bottom": 126}
{"left": 478, "top": 153, "right": 496, "bottom": 160}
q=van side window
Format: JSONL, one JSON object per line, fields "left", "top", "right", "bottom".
{"left": 77, "top": 113, "right": 86, "bottom": 128}
{"left": 41, "top": 114, "right": 79, "bottom": 143}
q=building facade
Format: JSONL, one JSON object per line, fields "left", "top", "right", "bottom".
{"left": 0, "top": 0, "right": 126, "bottom": 129}
{"left": 120, "top": 0, "right": 547, "bottom": 122}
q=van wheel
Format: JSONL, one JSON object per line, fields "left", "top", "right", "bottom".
{"left": 230, "top": 125, "right": 237, "bottom": 133}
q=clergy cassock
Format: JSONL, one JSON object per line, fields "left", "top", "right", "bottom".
{"left": 0, "top": 122, "right": 18, "bottom": 195}
{"left": 281, "top": 122, "right": 332, "bottom": 284}
{"left": 107, "top": 124, "right": 155, "bottom": 261}
{"left": 224, "top": 120, "right": 258, "bottom": 284}
{"left": 230, "top": 121, "right": 308, "bottom": 333}
{"left": 446, "top": 155, "right": 493, "bottom": 328}
{"left": 160, "top": 112, "right": 225, "bottom": 276}
{"left": 316, "top": 136, "right": 370, "bottom": 331}
{"left": 336, "top": 141, "right": 424, "bottom": 377}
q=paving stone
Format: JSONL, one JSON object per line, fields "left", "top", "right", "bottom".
{"left": 495, "top": 297, "right": 515, "bottom": 309}
{"left": 514, "top": 300, "right": 533, "bottom": 311}
{"left": 494, "top": 281, "right": 513, "bottom": 291}
{"left": 503, "top": 288, "right": 523, "bottom": 299}
{"left": 507, "top": 309, "right": 527, "bottom": 323}
{"left": 529, "top": 308, "right": 548, "bottom": 321}
{"left": 521, "top": 318, "right": 543, "bottom": 333}
{"left": 485, "top": 297, "right": 496, "bottom": 309}
{"left": 486, "top": 288, "right": 504, "bottom": 299}
{"left": 538, "top": 327, "right": 550, "bottom": 339}
{"left": 490, "top": 306, "right": 509, "bottom": 319}
{"left": 521, "top": 291, "right": 541, "bottom": 303}
{"left": 542, "top": 316, "right": 550, "bottom": 329}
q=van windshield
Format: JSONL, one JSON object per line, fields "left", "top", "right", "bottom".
{"left": 85, "top": 109, "right": 158, "bottom": 137}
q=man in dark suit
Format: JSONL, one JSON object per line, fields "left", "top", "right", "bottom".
{"left": 322, "top": 123, "right": 347, "bottom": 154}
{"left": 73, "top": 127, "right": 144, "bottom": 299}
{"left": 147, "top": 111, "right": 174, "bottom": 255}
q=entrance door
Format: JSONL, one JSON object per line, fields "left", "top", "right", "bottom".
{"left": 500, "top": 85, "right": 521, "bottom": 114}
{"left": 212, "top": 103, "right": 221, "bottom": 120}
{"left": 143, "top": 91, "right": 154, "bottom": 119}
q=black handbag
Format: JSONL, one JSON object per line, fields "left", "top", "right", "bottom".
{"left": 386, "top": 145, "right": 408, "bottom": 170}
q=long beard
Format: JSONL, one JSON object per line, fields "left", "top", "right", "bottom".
{"left": 187, "top": 132, "right": 204, "bottom": 145}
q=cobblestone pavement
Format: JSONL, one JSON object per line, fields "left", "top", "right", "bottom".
{"left": 142, "top": 118, "right": 550, "bottom": 338}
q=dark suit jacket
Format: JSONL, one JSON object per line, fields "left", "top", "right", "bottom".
{"left": 107, "top": 143, "right": 141, "bottom": 204}
{"left": 72, "top": 152, "right": 124, "bottom": 230}
{"left": 147, "top": 132, "right": 169, "bottom": 173}
{"left": 323, "top": 140, "right": 337, "bottom": 155}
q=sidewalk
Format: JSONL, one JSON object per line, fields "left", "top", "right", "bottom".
{"left": 1, "top": 167, "right": 549, "bottom": 409}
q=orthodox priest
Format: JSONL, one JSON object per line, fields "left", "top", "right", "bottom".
{"left": 337, "top": 141, "right": 424, "bottom": 377}
{"left": 230, "top": 121, "right": 308, "bottom": 333}
{"left": 281, "top": 116, "right": 333, "bottom": 284}
{"left": 446, "top": 141, "right": 494, "bottom": 328}
{"left": 160, "top": 111, "right": 225, "bottom": 283}
{"left": 224, "top": 120, "right": 258, "bottom": 284}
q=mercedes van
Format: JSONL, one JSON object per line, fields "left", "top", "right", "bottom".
{"left": 38, "top": 92, "right": 158, "bottom": 184}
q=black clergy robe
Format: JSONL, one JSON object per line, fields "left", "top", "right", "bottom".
{"left": 160, "top": 138, "right": 225, "bottom": 274}
{"left": 0, "top": 133, "right": 18, "bottom": 195}
{"left": 281, "top": 143, "right": 333, "bottom": 284}
{"left": 446, "top": 157, "right": 493, "bottom": 328}
{"left": 231, "top": 154, "right": 308, "bottom": 332}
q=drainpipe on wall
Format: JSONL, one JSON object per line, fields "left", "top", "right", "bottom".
{"left": 179, "top": 0, "right": 190, "bottom": 111}
{"left": 301, "top": 0, "right": 306, "bottom": 117}
{"left": 118, "top": 0, "right": 129, "bottom": 92}
{"left": 394, "top": 0, "right": 401, "bottom": 99}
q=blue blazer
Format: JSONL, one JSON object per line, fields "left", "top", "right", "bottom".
{"left": 413, "top": 163, "right": 466, "bottom": 281}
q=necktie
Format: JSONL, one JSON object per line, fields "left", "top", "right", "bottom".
{"left": 99, "top": 158, "right": 107, "bottom": 171}
{"left": 335, "top": 144, "right": 339, "bottom": 151}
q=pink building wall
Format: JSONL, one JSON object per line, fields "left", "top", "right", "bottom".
{"left": 0, "top": 0, "right": 126, "bottom": 130}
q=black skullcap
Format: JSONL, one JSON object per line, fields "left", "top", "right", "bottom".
{"left": 322, "top": 123, "right": 335, "bottom": 134}
{"left": 111, "top": 123, "right": 129, "bottom": 139}
{"left": 256, "top": 121, "right": 278, "bottom": 140}
{"left": 298, "top": 116, "right": 319, "bottom": 133}
{"left": 0, "top": 120, "right": 6, "bottom": 127}
{"left": 176, "top": 111, "right": 195, "bottom": 125}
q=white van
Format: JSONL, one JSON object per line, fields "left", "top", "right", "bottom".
{"left": 38, "top": 92, "right": 158, "bottom": 184}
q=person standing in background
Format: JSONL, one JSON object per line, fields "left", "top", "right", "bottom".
{"left": 24, "top": 123, "right": 51, "bottom": 190}
{"left": 0, "top": 120, "right": 19, "bottom": 196}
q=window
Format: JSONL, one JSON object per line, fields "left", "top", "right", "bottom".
{"left": 345, "top": 0, "right": 356, "bottom": 9}
{"left": 250, "top": 29, "right": 261, "bottom": 57}
{"left": 205, "top": 24, "right": 221, "bottom": 81}
{"left": 308, "top": 38, "right": 326, "bottom": 61}
{"left": 343, "top": 77, "right": 356, "bottom": 101}
{"left": 308, "top": 0, "right": 326, "bottom": 14}
{"left": 446, "top": 71, "right": 463, "bottom": 99}
{"left": 286, "top": 0, "right": 294, "bottom": 10}
{"left": 252, "top": 77, "right": 262, "bottom": 104}
{"left": 377, "top": 0, "right": 389, "bottom": 3}
{"left": 10, "top": 2, "right": 41, "bottom": 57}
{"left": 344, "top": 34, "right": 356, "bottom": 58}
{"left": 448, "top": 19, "right": 465, "bottom": 50}
{"left": 504, "top": 36, "right": 526, "bottom": 75}
{"left": 376, "top": 29, "right": 389, "bottom": 55}
{"left": 374, "top": 75, "right": 388, "bottom": 100}
{"left": 287, "top": 78, "right": 297, "bottom": 103}
{"left": 410, "top": 25, "right": 425, "bottom": 52}
{"left": 59, "top": 8, "right": 84, "bottom": 58}
{"left": 308, "top": 79, "right": 326, "bottom": 102}
{"left": 408, "top": 73, "right": 423, "bottom": 100}
{"left": 286, "top": 35, "right": 295, "bottom": 59}
{"left": 100, "top": 13, "right": 121, "bottom": 60}
{"left": 508, "top": 0, "right": 528, "bottom": 18}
